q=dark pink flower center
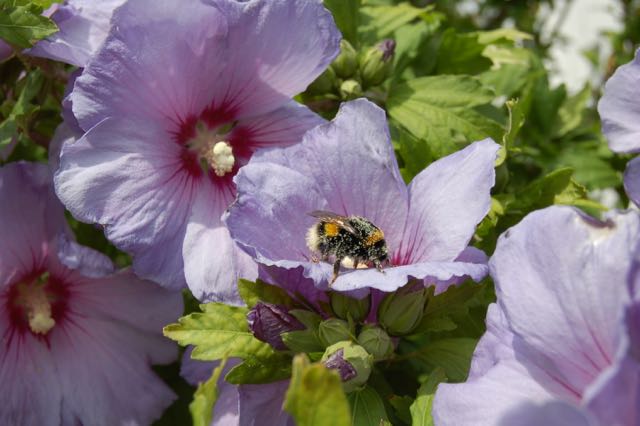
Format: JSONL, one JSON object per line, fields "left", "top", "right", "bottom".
{"left": 4, "top": 270, "right": 69, "bottom": 341}
{"left": 173, "top": 104, "right": 255, "bottom": 185}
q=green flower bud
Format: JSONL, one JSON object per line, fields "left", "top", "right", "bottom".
{"left": 330, "top": 292, "right": 371, "bottom": 322}
{"left": 318, "top": 318, "right": 352, "bottom": 346}
{"left": 357, "top": 325, "right": 394, "bottom": 360}
{"left": 359, "top": 39, "right": 396, "bottom": 88}
{"left": 332, "top": 39, "right": 358, "bottom": 78}
{"left": 377, "top": 287, "right": 427, "bottom": 336}
{"left": 339, "top": 79, "right": 362, "bottom": 100}
{"left": 306, "top": 66, "right": 337, "bottom": 95}
{"left": 322, "top": 341, "right": 373, "bottom": 392}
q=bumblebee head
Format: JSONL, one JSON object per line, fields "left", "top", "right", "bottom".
{"left": 370, "top": 238, "right": 389, "bottom": 263}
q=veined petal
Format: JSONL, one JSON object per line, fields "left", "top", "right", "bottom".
{"left": 238, "top": 380, "right": 293, "bottom": 426}
{"left": 598, "top": 48, "right": 640, "bottom": 153}
{"left": 400, "top": 139, "right": 499, "bottom": 264}
{"left": 490, "top": 206, "right": 640, "bottom": 396}
{"left": 55, "top": 118, "right": 200, "bottom": 289}
{"left": 624, "top": 156, "right": 640, "bottom": 207}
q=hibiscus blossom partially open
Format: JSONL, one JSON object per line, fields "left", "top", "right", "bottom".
{"left": 225, "top": 99, "right": 498, "bottom": 296}
{"left": 433, "top": 206, "right": 640, "bottom": 426}
{"left": 0, "top": 162, "right": 182, "bottom": 425}
{"left": 54, "top": 0, "right": 341, "bottom": 302}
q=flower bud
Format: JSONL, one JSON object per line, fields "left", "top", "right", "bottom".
{"left": 247, "top": 302, "right": 305, "bottom": 350}
{"left": 330, "top": 292, "right": 371, "bottom": 322}
{"left": 322, "top": 341, "right": 373, "bottom": 392}
{"left": 360, "top": 39, "right": 396, "bottom": 88}
{"left": 377, "top": 287, "right": 427, "bottom": 336}
{"left": 318, "top": 318, "right": 352, "bottom": 347}
{"left": 306, "top": 66, "right": 337, "bottom": 95}
{"left": 332, "top": 39, "right": 358, "bottom": 78}
{"left": 339, "top": 79, "right": 362, "bottom": 100}
{"left": 357, "top": 325, "right": 394, "bottom": 360}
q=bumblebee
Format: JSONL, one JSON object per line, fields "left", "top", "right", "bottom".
{"left": 306, "top": 210, "right": 389, "bottom": 284}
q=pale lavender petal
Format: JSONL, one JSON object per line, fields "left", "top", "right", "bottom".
{"left": 227, "top": 99, "right": 409, "bottom": 273}
{"left": 258, "top": 265, "right": 328, "bottom": 309}
{"left": 399, "top": 139, "right": 499, "bottom": 264}
{"left": 71, "top": 0, "right": 229, "bottom": 131}
{"left": 433, "top": 305, "right": 557, "bottom": 426}
{"left": 624, "top": 156, "right": 640, "bottom": 207}
{"left": 183, "top": 187, "right": 257, "bottom": 304}
{"left": 202, "top": 0, "right": 340, "bottom": 119}
{"left": 238, "top": 380, "right": 293, "bottom": 426}
{"left": 28, "top": 0, "right": 125, "bottom": 67}
{"left": 55, "top": 232, "right": 115, "bottom": 278}
{"left": 0, "top": 162, "right": 64, "bottom": 287}
{"left": 598, "top": 48, "right": 640, "bottom": 153}
{"left": 330, "top": 260, "right": 488, "bottom": 295}
{"left": 48, "top": 121, "right": 78, "bottom": 173}
{"left": 55, "top": 118, "right": 201, "bottom": 289}
{"left": 498, "top": 401, "right": 596, "bottom": 426}
{"left": 0, "top": 322, "right": 62, "bottom": 425}
{"left": 180, "top": 347, "right": 217, "bottom": 386}
{"left": 490, "top": 206, "right": 640, "bottom": 397}
{"left": 583, "top": 302, "right": 640, "bottom": 426}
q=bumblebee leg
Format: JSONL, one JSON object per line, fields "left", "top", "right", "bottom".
{"left": 374, "top": 260, "right": 386, "bottom": 274}
{"left": 330, "top": 259, "right": 341, "bottom": 286}
{"left": 352, "top": 258, "right": 359, "bottom": 269}
{"left": 311, "top": 255, "right": 319, "bottom": 263}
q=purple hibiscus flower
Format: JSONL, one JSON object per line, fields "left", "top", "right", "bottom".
{"left": 433, "top": 206, "right": 640, "bottom": 426}
{"left": 0, "top": 161, "right": 182, "bottom": 425}
{"left": 53, "top": 0, "right": 341, "bottom": 302}
{"left": 225, "top": 99, "right": 498, "bottom": 296}
{"left": 598, "top": 48, "right": 640, "bottom": 206}
{"left": 27, "top": 0, "right": 126, "bottom": 67}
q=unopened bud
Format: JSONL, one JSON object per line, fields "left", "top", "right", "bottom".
{"left": 318, "top": 318, "right": 353, "bottom": 347}
{"left": 322, "top": 341, "right": 373, "bottom": 392}
{"left": 247, "top": 302, "right": 305, "bottom": 350}
{"left": 360, "top": 39, "right": 396, "bottom": 88}
{"left": 357, "top": 325, "right": 394, "bottom": 360}
{"left": 377, "top": 287, "right": 427, "bottom": 336}
{"left": 332, "top": 39, "right": 358, "bottom": 78}
{"left": 339, "top": 79, "right": 362, "bottom": 100}
{"left": 330, "top": 292, "right": 371, "bottom": 322}
{"left": 307, "top": 66, "right": 337, "bottom": 95}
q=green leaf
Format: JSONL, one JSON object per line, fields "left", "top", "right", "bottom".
{"left": 163, "top": 303, "right": 277, "bottom": 361}
{"left": 496, "top": 97, "right": 527, "bottom": 166}
{"left": 388, "top": 75, "right": 502, "bottom": 152}
{"left": 389, "top": 395, "right": 413, "bottom": 425}
{"left": 324, "top": 0, "right": 360, "bottom": 45}
{"left": 237, "top": 279, "right": 295, "bottom": 308}
{"left": 359, "top": 2, "right": 429, "bottom": 44}
{"left": 435, "top": 29, "right": 491, "bottom": 74}
{"left": 0, "top": 118, "right": 17, "bottom": 149}
{"left": 284, "top": 354, "right": 351, "bottom": 426}
{"left": 189, "top": 358, "right": 227, "bottom": 426}
{"left": 413, "top": 338, "right": 477, "bottom": 382}
{"left": 552, "top": 84, "right": 591, "bottom": 138}
{"left": 225, "top": 353, "right": 292, "bottom": 385}
{"left": 0, "top": 5, "right": 58, "bottom": 48}
{"left": 410, "top": 368, "right": 446, "bottom": 426}
{"left": 347, "top": 386, "right": 389, "bottom": 426}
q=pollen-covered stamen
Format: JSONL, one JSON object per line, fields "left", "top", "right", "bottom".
{"left": 15, "top": 276, "right": 55, "bottom": 335}
{"left": 187, "top": 121, "right": 236, "bottom": 177}
{"left": 205, "top": 141, "right": 235, "bottom": 176}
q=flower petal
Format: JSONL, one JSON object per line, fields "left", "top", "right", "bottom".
{"left": 598, "top": 48, "right": 640, "bottom": 153}
{"left": 71, "top": 0, "right": 229, "bottom": 130}
{"left": 624, "top": 156, "right": 640, "bottom": 207}
{"left": 0, "top": 162, "right": 64, "bottom": 287}
{"left": 28, "top": 0, "right": 125, "bottom": 67}
{"left": 238, "top": 380, "right": 293, "bottom": 426}
{"left": 54, "top": 118, "right": 200, "bottom": 289}
{"left": 490, "top": 206, "right": 640, "bottom": 396}
{"left": 202, "top": 0, "right": 340, "bottom": 119}
{"left": 498, "top": 401, "right": 596, "bottom": 426}
{"left": 331, "top": 260, "right": 488, "bottom": 295}
{"left": 399, "top": 139, "right": 499, "bottom": 264}
{"left": 433, "top": 305, "right": 557, "bottom": 426}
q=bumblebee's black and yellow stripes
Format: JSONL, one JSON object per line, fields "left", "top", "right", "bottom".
{"left": 306, "top": 211, "right": 389, "bottom": 284}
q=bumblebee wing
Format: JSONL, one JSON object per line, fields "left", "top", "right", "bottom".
{"left": 308, "top": 210, "right": 357, "bottom": 235}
